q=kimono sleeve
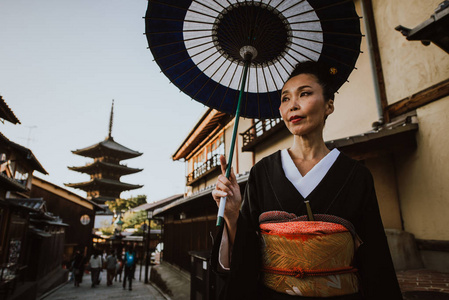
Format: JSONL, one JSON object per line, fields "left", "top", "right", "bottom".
{"left": 211, "top": 167, "right": 262, "bottom": 300}
{"left": 355, "top": 171, "right": 403, "bottom": 299}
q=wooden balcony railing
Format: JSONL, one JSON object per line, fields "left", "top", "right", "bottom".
{"left": 241, "top": 118, "right": 285, "bottom": 152}
{"left": 186, "top": 153, "right": 221, "bottom": 185}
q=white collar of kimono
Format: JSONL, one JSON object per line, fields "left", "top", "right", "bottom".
{"left": 281, "top": 148, "right": 340, "bottom": 198}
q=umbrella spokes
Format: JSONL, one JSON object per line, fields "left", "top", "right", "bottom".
{"left": 290, "top": 16, "right": 361, "bottom": 25}
{"left": 149, "top": 35, "right": 214, "bottom": 50}
{"left": 195, "top": 0, "right": 224, "bottom": 14}
{"left": 172, "top": 47, "right": 220, "bottom": 82}
{"left": 217, "top": 62, "right": 240, "bottom": 111}
{"left": 192, "top": 58, "right": 229, "bottom": 100}
{"left": 213, "top": 2, "right": 292, "bottom": 66}
{"left": 156, "top": 40, "right": 211, "bottom": 61}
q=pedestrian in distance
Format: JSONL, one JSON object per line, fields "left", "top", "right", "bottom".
{"left": 89, "top": 249, "right": 103, "bottom": 288}
{"left": 106, "top": 249, "right": 117, "bottom": 286}
{"left": 211, "top": 61, "right": 402, "bottom": 299}
{"left": 115, "top": 257, "right": 123, "bottom": 282}
{"left": 102, "top": 250, "right": 107, "bottom": 264}
{"left": 123, "top": 246, "right": 136, "bottom": 291}
{"left": 72, "top": 249, "right": 85, "bottom": 287}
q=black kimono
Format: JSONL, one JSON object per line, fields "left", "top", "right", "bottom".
{"left": 211, "top": 151, "right": 402, "bottom": 300}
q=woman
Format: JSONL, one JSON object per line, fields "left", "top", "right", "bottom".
{"left": 89, "top": 250, "right": 102, "bottom": 288}
{"left": 211, "top": 61, "right": 402, "bottom": 299}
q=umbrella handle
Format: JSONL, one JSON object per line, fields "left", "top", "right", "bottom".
{"left": 217, "top": 196, "right": 227, "bottom": 227}
{"left": 216, "top": 158, "right": 234, "bottom": 226}
{"left": 216, "top": 57, "right": 251, "bottom": 226}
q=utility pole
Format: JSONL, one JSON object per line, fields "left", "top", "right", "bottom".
{"left": 144, "top": 210, "right": 153, "bottom": 283}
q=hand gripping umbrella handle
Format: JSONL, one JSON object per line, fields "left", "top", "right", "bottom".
{"left": 216, "top": 58, "right": 251, "bottom": 226}
{"left": 216, "top": 128, "right": 238, "bottom": 226}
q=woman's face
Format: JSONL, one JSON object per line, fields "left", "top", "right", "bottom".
{"left": 279, "top": 73, "right": 334, "bottom": 137}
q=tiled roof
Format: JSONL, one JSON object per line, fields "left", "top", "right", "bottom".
{"left": 33, "top": 176, "right": 104, "bottom": 211}
{"left": 325, "top": 113, "right": 419, "bottom": 160}
{"left": 154, "top": 172, "right": 249, "bottom": 216}
{"left": 14, "top": 198, "right": 46, "bottom": 211}
{"left": 172, "top": 108, "right": 229, "bottom": 160}
{"left": 0, "top": 132, "right": 48, "bottom": 174}
{"left": 0, "top": 95, "right": 20, "bottom": 124}
{"left": 7, "top": 197, "right": 46, "bottom": 212}
{"left": 131, "top": 193, "right": 184, "bottom": 212}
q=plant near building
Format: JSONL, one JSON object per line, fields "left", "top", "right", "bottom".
{"left": 106, "top": 195, "right": 147, "bottom": 215}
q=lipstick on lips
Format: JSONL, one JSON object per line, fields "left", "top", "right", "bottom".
{"left": 290, "top": 115, "right": 304, "bottom": 124}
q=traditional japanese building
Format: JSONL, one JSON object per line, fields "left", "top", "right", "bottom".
{"left": 1, "top": 95, "right": 70, "bottom": 299}
{"left": 65, "top": 101, "right": 143, "bottom": 206}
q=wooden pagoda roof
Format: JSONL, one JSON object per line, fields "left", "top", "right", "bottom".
{"left": 68, "top": 160, "right": 142, "bottom": 176}
{"left": 90, "top": 195, "right": 117, "bottom": 205}
{"left": 72, "top": 137, "right": 142, "bottom": 160}
{"left": 64, "top": 178, "right": 143, "bottom": 192}
{"left": 0, "top": 95, "right": 20, "bottom": 124}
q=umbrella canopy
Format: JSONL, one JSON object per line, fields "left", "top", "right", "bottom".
{"left": 145, "top": 0, "right": 362, "bottom": 119}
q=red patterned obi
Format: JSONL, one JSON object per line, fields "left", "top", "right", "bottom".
{"left": 259, "top": 211, "right": 360, "bottom": 297}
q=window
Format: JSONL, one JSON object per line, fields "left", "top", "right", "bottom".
{"left": 188, "top": 133, "right": 225, "bottom": 182}
{"left": 14, "top": 164, "right": 29, "bottom": 186}
{"left": 192, "top": 134, "right": 224, "bottom": 169}
{"left": 193, "top": 150, "right": 206, "bottom": 170}
{"left": 212, "top": 135, "right": 225, "bottom": 159}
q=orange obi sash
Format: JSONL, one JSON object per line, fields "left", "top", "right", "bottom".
{"left": 259, "top": 211, "right": 360, "bottom": 297}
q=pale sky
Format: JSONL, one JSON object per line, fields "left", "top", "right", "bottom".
{"left": 0, "top": 0, "right": 206, "bottom": 202}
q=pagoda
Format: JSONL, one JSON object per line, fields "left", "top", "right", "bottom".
{"left": 65, "top": 101, "right": 143, "bottom": 205}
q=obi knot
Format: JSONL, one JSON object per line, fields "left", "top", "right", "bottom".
{"left": 293, "top": 268, "right": 305, "bottom": 278}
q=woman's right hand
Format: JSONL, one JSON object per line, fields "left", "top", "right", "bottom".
{"left": 212, "top": 155, "right": 241, "bottom": 228}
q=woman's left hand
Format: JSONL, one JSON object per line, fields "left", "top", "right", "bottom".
{"left": 212, "top": 155, "right": 241, "bottom": 241}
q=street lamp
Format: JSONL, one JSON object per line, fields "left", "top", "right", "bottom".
{"left": 144, "top": 210, "right": 153, "bottom": 283}
{"left": 113, "top": 215, "right": 124, "bottom": 237}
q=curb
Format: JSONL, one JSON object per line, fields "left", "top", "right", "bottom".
{"left": 147, "top": 281, "right": 172, "bottom": 300}
{"left": 37, "top": 279, "right": 69, "bottom": 300}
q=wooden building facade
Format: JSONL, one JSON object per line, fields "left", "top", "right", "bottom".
{"left": 1, "top": 95, "right": 69, "bottom": 298}
{"left": 31, "top": 176, "right": 103, "bottom": 265}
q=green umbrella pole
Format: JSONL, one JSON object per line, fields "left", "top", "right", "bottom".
{"left": 217, "top": 59, "right": 251, "bottom": 227}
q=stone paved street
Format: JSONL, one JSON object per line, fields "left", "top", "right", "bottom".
{"left": 35, "top": 265, "right": 449, "bottom": 300}
{"left": 40, "top": 270, "right": 167, "bottom": 300}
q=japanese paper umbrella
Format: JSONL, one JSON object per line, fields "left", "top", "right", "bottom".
{"left": 145, "top": 0, "right": 362, "bottom": 226}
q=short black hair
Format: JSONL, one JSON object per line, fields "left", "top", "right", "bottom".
{"left": 287, "top": 61, "right": 336, "bottom": 101}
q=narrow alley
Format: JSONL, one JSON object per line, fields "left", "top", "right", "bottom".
{"left": 39, "top": 270, "right": 166, "bottom": 300}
